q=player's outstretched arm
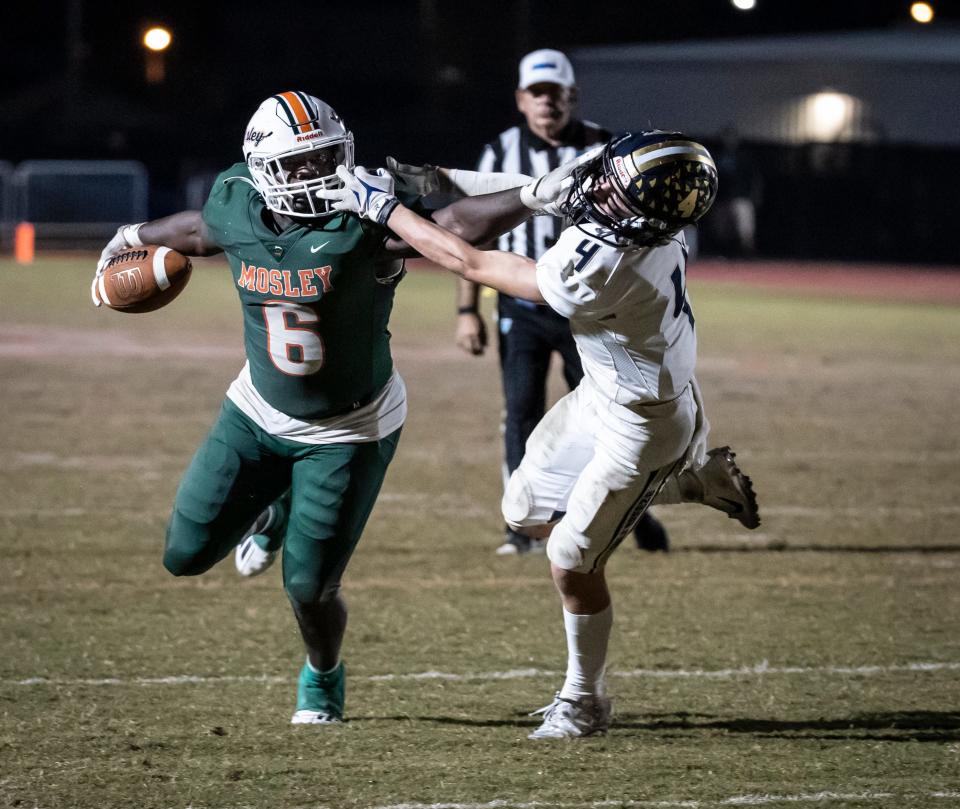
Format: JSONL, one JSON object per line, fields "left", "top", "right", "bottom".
{"left": 385, "top": 155, "right": 532, "bottom": 199}
{"left": 137, "top": 212, "right": 223, "bottom": 258}
{"left": 317, "top": 165, "right": 544, "bottom": 300}
{"left": 429, "top": 145, "right": 603, "bottom": 244}
{"left": 387, "top": 206, "right": 543, "bottom": 302}
{"left": 96, "top": 212, "right": 221, "bottom": 271}
{"left": 430, "top": 188, "right": 532, "bottom": 248}
{"left": 91, "top": 211, "right": 223, "bottom": 306}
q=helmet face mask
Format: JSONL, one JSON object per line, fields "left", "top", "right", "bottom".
{"left": 561, "top": 131, "right": 718, "bottom": 247}
{"left": 243, "top": 91, "right": 354, "bottom": 219}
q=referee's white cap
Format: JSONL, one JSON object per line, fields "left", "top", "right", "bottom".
{"left": 518, "top": 49, "right": 576, "bottom": 89}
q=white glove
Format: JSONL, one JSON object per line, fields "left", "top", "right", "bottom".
{"left": 519, "top": 144, "right": 604, "bottom": 211}
{"left": 318, "top": 166, "right": 399, "bottom": 225}
{"left": 682, "top": 376, "right": 710, "bottom": 471}
{"left": 91, "top": 223, "right": 144, "bottom": 306}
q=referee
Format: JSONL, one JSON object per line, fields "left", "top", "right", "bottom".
{"left": 455, "top": 48, "right": 670, "bottom": 555}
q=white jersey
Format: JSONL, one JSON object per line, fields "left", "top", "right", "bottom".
{"left": 535, "top": 223, "right": 696, "bottom": 406}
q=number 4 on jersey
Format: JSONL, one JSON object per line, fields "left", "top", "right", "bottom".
{"left": 670, "top": 265, "right": 694, "bottom": 327}
{"left": 573, "top": 239, "right": 601, "bottom": 272}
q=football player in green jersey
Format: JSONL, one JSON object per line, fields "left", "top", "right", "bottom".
{"left": 91, "top": 91, "right": 579, "bottom": 724}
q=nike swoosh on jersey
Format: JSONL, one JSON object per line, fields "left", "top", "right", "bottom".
{"left": 310, "top": 241, "right": 331, "bottom": 253}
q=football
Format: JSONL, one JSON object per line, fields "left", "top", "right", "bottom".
{"left": 94, "top": 245, "right": 192, "bottom": 313}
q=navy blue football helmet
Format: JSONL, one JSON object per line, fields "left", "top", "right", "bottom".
{"left": 561, "top": 131, "right": 718, "bottom": 246}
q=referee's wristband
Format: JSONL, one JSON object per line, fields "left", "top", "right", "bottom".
{"left": 457, "top": 305, "right": 479, "bottom": 315}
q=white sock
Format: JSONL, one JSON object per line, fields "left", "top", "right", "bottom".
{"left": 558, "top": 604, "right": 613, "bottom": 701}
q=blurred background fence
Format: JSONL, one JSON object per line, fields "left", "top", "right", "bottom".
{"left": 4, "top": 161, "right": 148, "bottom": 250}
{"left": 5, "top": 141, "right": 954, "bottom": 265}
{"left": 2, "top": 4, "right": 957, "bottom": 265}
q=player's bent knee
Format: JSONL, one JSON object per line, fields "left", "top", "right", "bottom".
{"left": 175, "top": 438, "right": 242, "bottom": 525}
{"left": 503, "top": 468, "right": 560, "bottom": 537}
{"left": 546, "top": 524, "right": 587, "bottom": 571}
{"left": 163, "top": 510, "right": 219, "bottom": 577}
{"left": 502, "top": 469, "right": 545, "bottom": 529}
{"left": 285, "top": 576, "right": 340, "bottom": 606}
{"left": 162, "top": 544, "right": 212, "bottom": 577}
{"left": 163, "top": 550, "right": 207, "bottom": 577}
{"left": 502, "top": 469, "right": 532, "bottom": 526}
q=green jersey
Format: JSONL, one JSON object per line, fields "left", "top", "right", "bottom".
{"left": 203, "top": 163, "right": 413, "bottom": 420}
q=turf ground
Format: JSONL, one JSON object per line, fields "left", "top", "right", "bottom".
{"left": 1, "top": 255, "right": 959, "bottom": 809}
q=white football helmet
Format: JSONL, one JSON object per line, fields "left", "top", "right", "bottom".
{"left": 242, "top": 91, "right": 354, "bottom": 218}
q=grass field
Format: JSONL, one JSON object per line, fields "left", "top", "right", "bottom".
{"left": 1, "top": 255, "right": 959, "bottom": 809}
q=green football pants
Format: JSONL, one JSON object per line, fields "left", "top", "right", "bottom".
{"left": 164, "top": 398, "right": 401, "bottom": 603}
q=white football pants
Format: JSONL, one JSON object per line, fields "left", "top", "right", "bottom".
{"left": 502, "top": 380, "right": 695, "bottom": 573}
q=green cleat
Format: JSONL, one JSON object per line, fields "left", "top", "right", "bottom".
{"left": 291, "top": 660, "right": 345, "bottom": 725}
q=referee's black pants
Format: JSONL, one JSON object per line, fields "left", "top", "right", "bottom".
{"left": 497, "top": 303, "right": 582, "bottom": 476}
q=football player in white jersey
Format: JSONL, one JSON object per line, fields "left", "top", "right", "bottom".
{"left": 321, "top": 130, "right": 760, "bottom": 739}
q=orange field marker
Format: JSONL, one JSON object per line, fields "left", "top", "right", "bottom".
{"left": 14, "top": 222, "right": 35, "bottom": 264}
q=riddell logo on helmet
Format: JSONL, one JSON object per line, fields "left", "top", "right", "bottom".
{"left": 612, "top": 156, "right": 632, "bottom": 186}
{"left": 295, "top": 130, "right": 327, "bottom": 143}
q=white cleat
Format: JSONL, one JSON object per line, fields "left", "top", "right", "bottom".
{"left": 234, "top": 504, "right": 282, "bottom": 577}
{"left": 528, "top": 693, "right": 612, "bottom": 739}
{"left": 290, "top": 710, "right": 342, "bottom": 725}
{"left": 234, "top": 534, "right": 279, "bottom": 577}
{"left": 684, "top": 446, "right": 760, "bottom": 530}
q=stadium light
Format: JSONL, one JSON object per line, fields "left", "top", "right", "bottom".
{"left": 804, "top": 91, "right": 857, "bottom": 141}
{"left": 141, "top": 26, "right": 172, "bottom": 84}
{"left": 731, "top": 0, "right": 757, "bottom": 10}
{"left": 910, "top": 2, "right": 934, "bottom": 23}
{"left": 143, "top": 25, "right": 173, "bottom": 51}
{"left": 143, "top": 26, "right": 172, "bottom": 51}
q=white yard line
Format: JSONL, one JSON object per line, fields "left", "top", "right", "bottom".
{"left": 614, "top": 660, "right": 960, "bottom": 678}
{"left": 7, "top": 660, "right": 959, "bottom": 688}
{"left": 758, "top": 506, "right": 960, "bottom": 517}
{"left": 6, "top": 449, "right": 960, "bottom": 468}
{"left": 4, "top": 505, "right": 960, "bottom": 520}
{"left": 370, "top": 790, "right": 960, "bottom": 809}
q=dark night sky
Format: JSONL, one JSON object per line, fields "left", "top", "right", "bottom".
{"left": 3, "top": 0, "right": 959, "bottom": 200}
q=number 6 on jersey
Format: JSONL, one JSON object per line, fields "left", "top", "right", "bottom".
{"left": 264, "top": 301, "right": 325, "bottom": 376}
